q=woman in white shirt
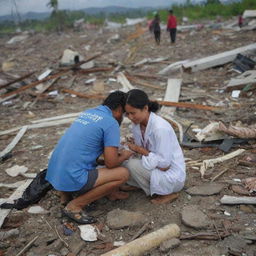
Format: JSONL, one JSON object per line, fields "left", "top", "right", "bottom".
{"left": 124, "top": 89, "right": 186, "bottom": 204}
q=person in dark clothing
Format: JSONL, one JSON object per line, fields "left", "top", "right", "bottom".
{"left": 149, "top": 13, "right": 161, "bottom": 45}
{"left": 167, "top": 9, "right": 177, "bottom": 43}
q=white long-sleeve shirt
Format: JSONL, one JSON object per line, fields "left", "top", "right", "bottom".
{"left": 132, "top": 112, "right": 186, "bottom": 195}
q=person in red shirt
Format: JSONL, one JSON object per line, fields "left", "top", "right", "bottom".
{"left": 167, "top": 9, "right": 177, "bottom": 43}
{"left": 238, "top": 14, "right": 243, "bottom": 28}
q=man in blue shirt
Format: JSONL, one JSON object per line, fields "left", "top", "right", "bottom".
{"left": 46, "top": 91, "right": 133, "bottom": 224}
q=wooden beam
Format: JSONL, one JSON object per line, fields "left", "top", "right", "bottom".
{"left": 0, "top": 179, "right": 32, "bottom": 228}
{"left": 101, "top": 224, "right": 180, "bottom": 256}
{"left": 62, "top": 89, "right": 105, "bottom": 100}
{"left": 183, "top": 43, "right": 256, "bottom": 72}
{"left": 0, "top": 71, "right": 35, "bottom": 90}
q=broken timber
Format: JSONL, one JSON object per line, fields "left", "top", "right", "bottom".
{"left": 0, "top": 179, "right": 32, "bottom": 228}
{"left": 0, "top": 126, "right": 27, "bottom": 159}
{"left": 0, "top": 71, "right": 35, "bottom": 90}
{"left": 0, "top": 53, "right": 102, "bottom": 103}
{"left": 101, "top": 223, "right": 180, "bottom": 256}
{"left": 220, "top": 195, "right": 256, "bottom": 205}
{"left": 183, "top": 43, "right": 256, "bottom": 72}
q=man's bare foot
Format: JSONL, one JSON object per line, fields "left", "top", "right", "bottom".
{"left": 151, "top": 193, "right": 179, "bottom": 205}
{"left": 108, "top": 191, "right": 129, "bottom": 201}
{"left": 120, "top": 184, "right": 140, "bottom": 191}
{"left": 59, "top": 191, "right": 72, "bottom": 205}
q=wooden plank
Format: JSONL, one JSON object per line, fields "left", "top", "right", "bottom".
{"left": 0, "top": 118, "right": 75, "bottom": 136}
{"left": 0, "top": 72, "right": 35, "bottom": 90}
{"left": 31, "top": 112, "right": 81, "bottom": 124}
{"left": 117, "top": 72, "right": 135, "bottom": 92}
{"left": 158, "top": 60, "right": 189, "bottom": 75}
{"left": 226, "top": 70, "right": 256, "bottom": 91}
{"left": 0, "top": 126, "right": 27, "bottom": 158}
{"left": 161, "top": 79, "right": 182, "bottom": 115}
{"left": 220, "top": 195, "right": 256, "bottom": 205}
{"left": 183, "top": 43, "right": 256, "bottom": 72}
{"left": 0, "top": 179, "right": 32, "bottom": 228}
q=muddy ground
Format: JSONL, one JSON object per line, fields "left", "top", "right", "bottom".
{"left": 0, "top": 18, "right": 256, "bottom": 256}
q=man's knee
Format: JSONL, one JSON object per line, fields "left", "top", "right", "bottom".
{"left": 119, "top": 167, "right": 129, "bottom": 182}
{"left": 126, "top": 158, "right": 141, "bottom": 174}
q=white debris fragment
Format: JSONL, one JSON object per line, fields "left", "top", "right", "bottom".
{"left": 78, "top": 224, "right": 98, "bottom": 241}
{"left": 113, "top": 241, "right": 126, "bottom": 247}
{"left": 224, "top": 211, "right": 231, "bottom": 216}
{"left": 5, "top": 165, "right": 28, "bottom": 177}
{"left": 231, "top": 90, "right": 241, "bottom": 98}
{"left": 0, "top": 181, "right": 25, "bottom": 189}
{"left": 28, "top": 206, "right": 48, "bottom": 214}
{"left": 38, "top": 69, "right": 52, "bottom": 81}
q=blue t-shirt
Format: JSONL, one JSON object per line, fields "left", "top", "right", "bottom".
{"left": 46, "top": 105, "right": 120, "bottom": 191}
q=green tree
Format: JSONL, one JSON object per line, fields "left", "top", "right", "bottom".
{"left": 47, "top": 0, "right": 58, "bottom": 13}
{"left": 206, "top": 0, "right": 221, "bottom": 4}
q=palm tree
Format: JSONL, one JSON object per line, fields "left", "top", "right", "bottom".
{"left": 47, "top": 0, "right": 58, "bottom": 14}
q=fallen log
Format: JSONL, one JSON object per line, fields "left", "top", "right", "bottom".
{"left": 101, "top": 223, "right": 180, "bottom": 256}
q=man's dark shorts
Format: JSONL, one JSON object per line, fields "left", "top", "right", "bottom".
{"left": 72, "top": 169, "right": 99, "bottom": 197}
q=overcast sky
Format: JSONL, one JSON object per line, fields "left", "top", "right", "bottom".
{"left": 0, "top": 0, "right": 190, "bottom": 16}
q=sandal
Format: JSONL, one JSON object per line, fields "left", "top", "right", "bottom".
{"left": 62, "top": 208, "right": 96, "bottom": 224}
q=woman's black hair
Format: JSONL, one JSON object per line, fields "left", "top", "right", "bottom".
{"left": 126, "top": 89, "right": 160, "bottom": 113}
{"left": 103, "top": 90, "right": 127, "bottom": 111}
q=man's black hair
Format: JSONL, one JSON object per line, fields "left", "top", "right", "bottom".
{"left": 103, "top": 90, "right": 127, "bottom": 111}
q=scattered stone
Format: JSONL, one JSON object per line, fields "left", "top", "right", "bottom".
{"left": 231, "top": 185, "right": 250, "bottom": 195}
{"left": 0, "top": 228, "right": 19, "bottom": 240}
{"left": 181, "top": 205, "right": 210, "bottom": 229}
{"left": 106, "top": 209, "right": 146, "bottom": 229}
{"left": 78, "top": 225, "right": 98, "bottom": 241}
{"left": 5, "top": 165, "right": 28, "bottom": 177}
{"left": 186, "top": 183, "right": 224, "bottom": 196}
{"left": 240, "top": 205, "right": 254, "bottom": 213}
{"left": 6, "top": 35, "right": 28, "bottom": 44}
{"left": 80, "top": 60, "right": 94, "bottom": 69}
{"left": 160, "top": 238, "right": 181, "bottom": 252}
{"left": 28, "top": 206, "right": 49, "bottom": 214}
{"left": 60, "top": 49, "right": 81, "bottom": 66}
{"left": 60, "top": 247, "right": 69, "bottom": 256}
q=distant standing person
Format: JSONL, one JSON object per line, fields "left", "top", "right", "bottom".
{"left": 238, "top": 14, "right": 243, "bottom": 28}
{"left": 167, "top": 9, "right": 177, "bottom": 43}
{"left": 149, "top": 12, "right": 161, "bottom": 45}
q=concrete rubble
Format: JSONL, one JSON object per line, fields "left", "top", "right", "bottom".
{"left": 0, "top": 13, "right": 256, "bottom": 256}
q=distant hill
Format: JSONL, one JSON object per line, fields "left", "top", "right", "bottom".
{"left": 81, "top": 6, "right": 155, "bottom": 15}
{"left": 0, "top": 6, "right": 159, "bottom": 22}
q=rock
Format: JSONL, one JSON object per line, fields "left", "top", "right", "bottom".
{"left": 5, "top": 165, "right": 28, "bottom": 177}
{"left": 186, "top": 183, "right": 224, "bottom": 196}
{"left": 231, "top": 185, "right": 250, "bottom": 196}
{"left": 0, "top": 228, "right": 19, "bottom": 240}
{"left": 78, "top": 225, "right": 98, "bottom": 241}
{"left": 181, "top": 206, "right": 210, "bottom": 229}
{"left": 60, "top": 49, "right": 81, "bottom": 66}
{"left": 106, "top": 209, "right": 146, "bottom": 229}
{"left": 6, "top": 35, "right": 28, "bottom": 44}
{"left": 80, "top": 60, "right": 94, "bottom": 69}
{"left": 60, "top": 247, "right": 69, "bottom": 256}
{"left": 2, "top": 61, "right": 16, "bottom": 72}
{"left": 28, "top": 206, "right": 49, "bottom": 214}
{"left": 160, "top": 238, "right": 181, "bottom": 252}
{"left": 240, "top": 205, "right": 254, "bottom": 213}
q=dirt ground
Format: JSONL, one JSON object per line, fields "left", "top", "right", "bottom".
{"left": 0, "top": 18, "right": 256, "bottom": 256}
